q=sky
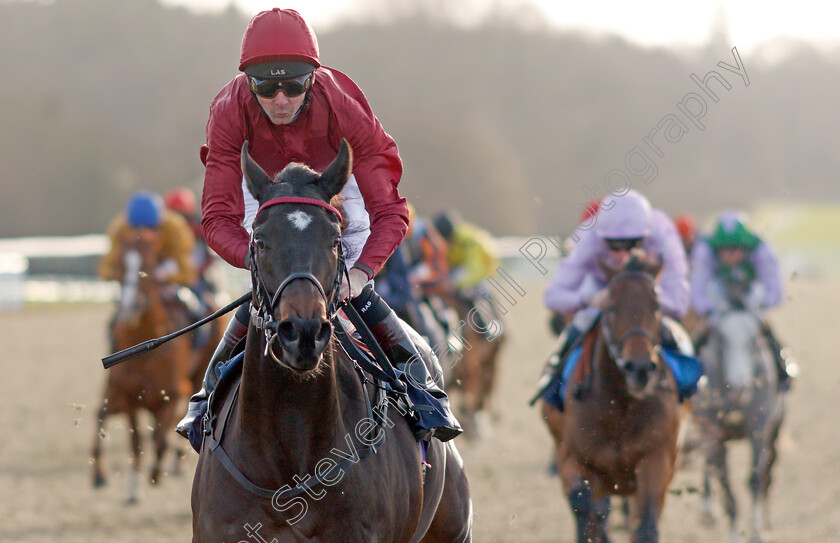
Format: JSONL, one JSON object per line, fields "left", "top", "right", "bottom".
{"left": 161, "top": 0, "right": 840, "bottom": 53}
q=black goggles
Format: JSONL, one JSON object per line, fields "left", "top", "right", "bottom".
{"left": 248, "top": 73, "right": 313, "bottom": 99}
{"left": 605, "top": 238, "right": 643, "bottom": 251}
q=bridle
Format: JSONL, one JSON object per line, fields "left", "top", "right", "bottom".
{"left": 600, "top": 270, "right": 661, "bottom": 369}
{"left": 247, "top": 196, "right": 346, "bottom": 363}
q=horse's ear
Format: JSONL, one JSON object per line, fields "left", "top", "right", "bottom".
{"left": 317, "top": 139, "right": 353, "bottom": 200}
{"left": 241, "top": 141, "right": 273, "bottom": 201}
{"left": 599, "top": 255, "right": 620, "bottom": 282}
{"left": 645, "top": 256, "right": 664, "bottom": 279}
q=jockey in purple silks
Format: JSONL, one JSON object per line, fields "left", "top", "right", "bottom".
{"left": 690, "top": 211, "right": 795, "bottom": 390}
{"left": 536, "top": 190, "right": 695, "bottom": 408}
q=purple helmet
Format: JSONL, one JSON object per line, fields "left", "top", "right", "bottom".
{"left": 596, "top": 190, "right": 653, "bottom": 239}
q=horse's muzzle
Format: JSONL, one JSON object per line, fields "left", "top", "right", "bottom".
{"left": 622, "top": 358, "right": 658, "bottom": 398}
{"left": 269, "top": 316, "right": 332, "bottom": 373}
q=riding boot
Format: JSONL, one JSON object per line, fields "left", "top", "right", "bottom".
{"left": 661, "top": 316, "right": 696, "bottom": 356}
{"left": 175, "top": 306, "right": 249, "bottom": 442}
{"left": 350, "top": 285, "right": 462, "bottom": 442}
{"left": 558, "top": 325, "right": 581, "bottom": 362}
{"left": 531, "top": 325, "right": 581, "bottom": 410}
{"left": 760, "top": 322, "right": 795, "bottom": 391}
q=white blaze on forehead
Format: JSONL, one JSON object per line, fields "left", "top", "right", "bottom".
{"left": 287, "top": 210, "right": 313, "bottom": 231}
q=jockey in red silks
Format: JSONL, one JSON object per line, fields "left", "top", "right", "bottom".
{"left": 690, "top": 211, "right": 795, "bottom": 390}
{"left": 176, "top": 8, "right": 460, "bottom": 444}
{"left": 673, "top": 213, "right": 698, "bottom": 257}
{"left": 538, "top": 190, "right": 696, "bottom": 409}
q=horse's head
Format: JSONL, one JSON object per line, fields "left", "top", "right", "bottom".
{"left": 242, "top": 139, "right": 351, "bottom": 374}
{"left": 709, "top": 309, "right": 763, "bottom": 390}
{"left": 114, "top": 227, "right": 165, "bottom": 324}
{"left": 599, "top": 251, "right": 663, "bottom": 398}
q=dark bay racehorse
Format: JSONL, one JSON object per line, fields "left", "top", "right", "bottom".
{"left": 542, "top": 255, "right": 681, "bottom": 543}
{"left": 692, "top": 308, "right": 786, "bottom": 543}
{"left": 92, "top": 228, "right": 197, "bottom": 502}
{"left": 191, "top": 140, "right": 472, "bottom": 542}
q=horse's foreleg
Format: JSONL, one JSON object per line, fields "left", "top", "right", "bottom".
{"left": 91, "top": 402, "right": 109, "bottom": 488}
{"left": 748, "top": 417, "right": 782, "bottom": 543}
{"left": 760, "top": 418, "right": 783, "bottom": 532}
{"left": 477, "top": 341, "right": 502, "bottom": 416}
{"left": 150, "top": 403, "right": 177, "bottom": 485}
{"left": 458, "top": 348, "right": 482, "bottom": 436}
{"left": 707, "top": 438, "right": 738, "bottom": 542}
{"left": 631, "top": 449, "right": 677, "bottom": 543}
{"left": 126, "top": 409, "right": 142, "bottom": 504}
{"left": 700, "top": 463, "right": 715, "bottom": 525}
{"left": 560, "top": 465, "right": 608, "bottom": 543}
{"left": 567, "top": 479, "right": 596, "bottom": 543}
{"left": 541, "top": 403, "right": 564, "bottom": 476}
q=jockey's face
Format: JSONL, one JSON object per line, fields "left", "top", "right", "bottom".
{"left": 605, "top": 238, "right": 643, "bottom": 265}
{"left": 718, "top": 247, "right": 746, "bottom": 267}
{"left": 255, "top": 89, "right": 307, "bottom": 125}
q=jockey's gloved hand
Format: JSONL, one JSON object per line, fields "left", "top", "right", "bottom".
{"left": 586, "top": 288, "right": 609, "bottom": 310}
{"left": 576, "top": 274, "right": 601, "bottom": 311}
{"left": 153, "top": 259, "right": 179, "bottom": 282}
{"left": 745, "top": 283, "right": 765, "bottom": 313}
{"left": 340, "top": 267, "right": 371, "bottom": 301}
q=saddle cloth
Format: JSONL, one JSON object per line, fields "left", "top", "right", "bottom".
{"left": 542, "top": 333, "right": 703, "bottom": 411}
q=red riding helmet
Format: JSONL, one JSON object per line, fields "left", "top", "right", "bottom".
{"left": 673, "top": 213, "right": 697, "bottom": 243}
{"left": 239, "top": 8, "right": 320, "bottom": 78}
{"left": 164, "top": 188, "right": 198, "bottom": 217}
{"left": 580, "top": 199, "right": 601, "bottom": 224}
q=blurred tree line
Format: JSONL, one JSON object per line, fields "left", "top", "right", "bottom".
{"left": 1, "top": 0, "right": 838, "bottom": 238}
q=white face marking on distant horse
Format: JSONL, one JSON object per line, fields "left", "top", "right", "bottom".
{"left": 287, "top": 210, "right": 313, "bottom": 231}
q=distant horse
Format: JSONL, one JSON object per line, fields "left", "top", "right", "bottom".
{"left": 191, "top": 140, "right": 472, "bottom": 542}
{"left": 92, "top": 228, "right": 197, "bottom": 502}
{"left": 442, "top": 290, "right": 506, "bottom": 439}
{"left": 541, "top": 255, "right": 681, "bottom": 543}
{"left": 692, "top": 308, "right": 786, "bottom": 543}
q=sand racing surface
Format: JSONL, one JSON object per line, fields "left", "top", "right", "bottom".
{"left": 1, "top": 276, "right": 837, "bottom": 542}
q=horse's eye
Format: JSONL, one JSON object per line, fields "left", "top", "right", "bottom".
{"left": 254, "top": 238, "right": 265, "bottom": 251}
{"left": 332, "top": 236, "right": 341, "bottom": 248}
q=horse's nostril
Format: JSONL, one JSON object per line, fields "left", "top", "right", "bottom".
{"left": 316, "top": 321, "right": 332, "bottom": 344}
{"left": 278, "top": 321, "right": 298, "bottom": 343}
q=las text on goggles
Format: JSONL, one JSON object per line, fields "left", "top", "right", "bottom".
{"left": 248, "top": 73, "right": 313, "bottom": 99}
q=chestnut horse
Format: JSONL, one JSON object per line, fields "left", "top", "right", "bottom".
{"left": 92, "top": 227, "right": 215, "bottom": 502}
{"left": 541, "top": 255, "right": 681, "bottom": 543}
{"left": 443, "top": 291, "right": 505, "bottom": 439}
{"left": 191, "top": 140, "right": 472, "bottom": 542}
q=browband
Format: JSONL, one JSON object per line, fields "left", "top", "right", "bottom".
{"left": 256, "top": 197, "right": 342, "bottom": 221}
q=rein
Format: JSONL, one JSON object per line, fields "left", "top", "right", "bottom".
{"left": 601, "top": 326, "right": 661, "bottom": 366}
